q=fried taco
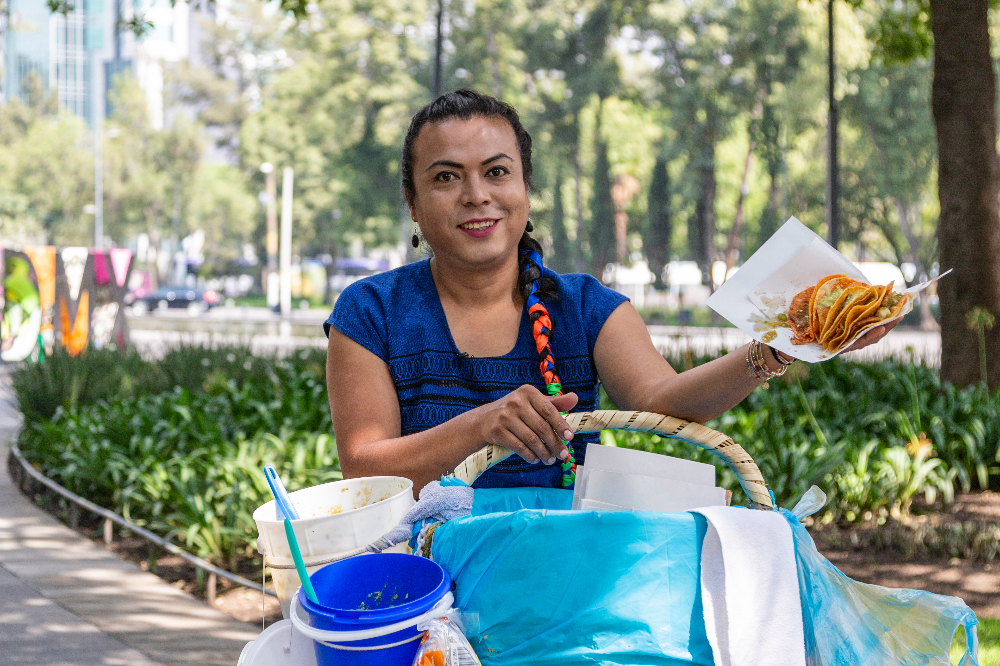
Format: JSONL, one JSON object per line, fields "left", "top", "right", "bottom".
{"left": 788, "top": 276, "right": 910, "bottom": 351}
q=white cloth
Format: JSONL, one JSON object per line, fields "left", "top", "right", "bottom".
{"left": 692, "top": 506, "right": 805, "bottom": 666}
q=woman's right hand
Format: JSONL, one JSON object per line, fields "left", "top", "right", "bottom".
{"left": 472, "top": 386, "right": 578, "bottom": 465}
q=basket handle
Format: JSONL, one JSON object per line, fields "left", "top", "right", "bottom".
{"left": 450, "top": 410, "right": 774, "bottom": 511}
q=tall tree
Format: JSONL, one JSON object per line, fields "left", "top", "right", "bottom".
{"left": 170, "top": 0, "right": 288, "bottom": 158}
{"left": 645, "top": 153, "right": 671, "bottom": 289}
{"left": 589, "top": 112, "right": 616, "bottom": 277}
{"left": 690, "top": 136, "right": 717, "bottom": 280}
{"left": 929, "top": 0, "right": 1000, "bottom": 387}
{"left": 848, "top": 0, "right": 1000, "bottom": 387}
{"left": 549, "top": 165, "right": 573, "bottom": 274}
{"left": 644, "top": 0, "right": 750, "bottom": 282}
{"left": 515, "top": 0, "right": 627, "bottom": 274}
{"left": 839, "top": 58, "right": 938, "bottom": 328}
{"left": 240, "top": 0, "right": 430, "bottom": 255}
{"left": 730, "top": 0, "right": 804, "bottom": 260}
{"left": 0, "top": 75, "right": 92, "bottom": 246}
{"left": 752, "top": 102, "right": 782, "bottom": 255}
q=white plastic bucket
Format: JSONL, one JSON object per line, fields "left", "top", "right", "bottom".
{"left": 253, "top": 476, "right": 415, "bottom": 618}
{"left": 238, "top": 619, "right": 317, "bottom": 666}
{"left": 290, "top": 590, "right": 455, "bottom": 665}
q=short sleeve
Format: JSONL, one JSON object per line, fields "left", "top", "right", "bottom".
{"left": 325, "top": 280, "right": 389, "bottom": 362}
{"left": 575, "top": 274, "right": 629, "bottom": 354}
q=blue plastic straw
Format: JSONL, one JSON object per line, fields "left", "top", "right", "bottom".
{"left": 284, "top": 518, "right": 318, "bottom": 603}
{"left": 263, "top": 465, "right": 315, "bottom": 603}
{"left": 264, "top": 464, "right": 300, "bottom": 520}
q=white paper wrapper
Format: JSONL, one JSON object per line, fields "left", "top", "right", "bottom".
{"left": 706, "top": 218, "right": 947, "bottom": 363}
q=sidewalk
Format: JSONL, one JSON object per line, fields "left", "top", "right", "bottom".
{"left": 0, "top": 369, "right": 259, "bottom": 666}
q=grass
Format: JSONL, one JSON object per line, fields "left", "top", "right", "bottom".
{"left": 952, "top": 617, "right": 1000, "bottom": 664}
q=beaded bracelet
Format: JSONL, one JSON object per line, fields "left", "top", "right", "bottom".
{"left": 768, "top": 345, "right": 795, "bottom": 367}
{"left": 746, "top": 339, "right": 787, "bottom": 389}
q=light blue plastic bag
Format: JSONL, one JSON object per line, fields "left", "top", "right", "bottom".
{"left": 433, "top": 488, "right": 713, "bottom": 665}
{"left": 432, "top": 486, "right": 979, "bottom": 666}
{"left": 787, "top": 487, "right": 979, "bottom": 666}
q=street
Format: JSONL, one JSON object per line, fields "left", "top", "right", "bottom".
{"left": 127, "top": 307, "right": 942, "bottom": 366}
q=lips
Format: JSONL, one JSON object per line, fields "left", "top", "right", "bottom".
{"left": 459, "top": 219, "right": 497, "bottom": 230}
{"left": 458, "top": 218, "right": 499, "bottom": 238}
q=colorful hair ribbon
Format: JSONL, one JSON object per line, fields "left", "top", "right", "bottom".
{"left": 520, "top": 248, "right": 575, "bottom": 487}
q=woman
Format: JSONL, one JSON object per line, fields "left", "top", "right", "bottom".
{"left": 325, "top": 89, "right": 894, "bottom": 492}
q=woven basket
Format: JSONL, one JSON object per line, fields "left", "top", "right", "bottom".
{"left": 450, "top": 409, "right": 774, "bottom": 511}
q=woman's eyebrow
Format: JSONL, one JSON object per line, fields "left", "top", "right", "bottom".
{"left": 425, "top": 153, "right": 513, "bottom": 171}
{"left": 481, "top": 152, "right": 514, "bottom": 165}
{"left": 426, "top": 159, "right": 463, "bottom": 171}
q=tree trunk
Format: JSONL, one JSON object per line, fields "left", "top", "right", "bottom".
{"left": 646, "top": 155, "right": 671, "bottom": 289}
{"left": 590, "top": 100, "right": 616, "bottom": 278}
{"left": 692, "top": 137, "right": 717, "bottom": 286}
{"left": 572, "top": 113, "right": 586, "bottom": 273}
{"left": 590, "top": 137, "right": 615, "bottom": 278}
{"left": 930, "top": 0, "right": 1000, "bottom": 388}
{"left": 725, "top": 138, "right": 755, "bottom": 269}
{"left": 550, "top": 166, "right": 572, "bottom": 274}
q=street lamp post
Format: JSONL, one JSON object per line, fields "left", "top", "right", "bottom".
{"left": 261, "top": 162, "right": 278, "bottom": 309}
{"left": 279, "top": 167, "right": 294, "bottom": 317}
{"left": 826, "top": 0, "right": 840, "bottom": 250}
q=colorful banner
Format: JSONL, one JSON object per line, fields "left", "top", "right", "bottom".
{"left": 0, "top": 245, "right": 132, "bottom": 362}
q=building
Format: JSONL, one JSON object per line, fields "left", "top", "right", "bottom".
{"left": 3, "top": 0, "right": 196, "bottom": 129}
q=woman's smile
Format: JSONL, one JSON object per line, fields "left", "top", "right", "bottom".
{"left": 459, "top": 218, "right": 499, "bottom": 237}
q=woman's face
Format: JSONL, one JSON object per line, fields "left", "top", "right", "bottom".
{"left": 407, "top": 115, "right": 530, "bottom": 270}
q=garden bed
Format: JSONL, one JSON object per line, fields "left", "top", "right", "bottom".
{"left": 812, "top": 491, "right": 1000, "bottom": 619}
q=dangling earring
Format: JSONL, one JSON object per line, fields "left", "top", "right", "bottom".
{"left": 411, "top": 225, "right": 419, "bottom": 248}
{"left": 525, "top": 218, "right": 534, "bottom": 233}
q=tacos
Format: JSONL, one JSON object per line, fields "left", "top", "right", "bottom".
{"left": 788, "top": 276, "right": 910, "bottom": 351}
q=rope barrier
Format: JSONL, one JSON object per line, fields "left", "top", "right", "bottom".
{"left": 7, "top": 441, "right": 276, "bottom": 597}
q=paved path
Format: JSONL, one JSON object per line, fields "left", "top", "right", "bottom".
{"left": 0, "top": 369, "right": 259, "bottom": 666}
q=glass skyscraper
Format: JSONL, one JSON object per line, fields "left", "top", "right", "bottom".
{"left": 3, "top": 0, "right": 194, "bottom": 129}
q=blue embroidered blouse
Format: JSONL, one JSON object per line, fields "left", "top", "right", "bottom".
{"left": 325, "top": 259, "right": 628, "bottom": 489}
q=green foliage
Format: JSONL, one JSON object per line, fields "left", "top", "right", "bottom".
{"left": 605, "top": 358, "right": 1000, "bottom": 521}
{"left": 14, "top": 344, "right": 1000, "bottom": 566}
{"left": 0, "top": 70, "right": 257, "bottom": 251}
{"left": 0, "top": 97, "right": 93, "bottom": 245}
{"left": 11, "top": 348, "right": 157, "bottom": 423}
{"left": 30, "top": 0, "right": 951, "bottom": 282}
{"left": 844, "top": 0, "right": 933, "bottom": 65}
{"left": 15, "top": 346, "right": 333, "bottom": 564}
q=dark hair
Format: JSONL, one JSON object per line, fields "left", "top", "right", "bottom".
{"left": 400, "top": 88, "right": 556, "bottom": 302}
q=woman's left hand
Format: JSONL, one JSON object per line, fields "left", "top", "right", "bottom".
{"left": 842, "top": 318, "right": 901, "bottom": 353}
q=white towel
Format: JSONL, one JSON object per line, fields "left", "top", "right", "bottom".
{"left": 692, "top": 506, "right": 805, "bottom": 666}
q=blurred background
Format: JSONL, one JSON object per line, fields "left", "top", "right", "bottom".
{"left": 0, "top": 0, "right": 963, "bottom": 325}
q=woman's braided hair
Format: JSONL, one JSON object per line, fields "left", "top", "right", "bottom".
{"left": 402, "top": 89, "right": 572, "bottom": 486}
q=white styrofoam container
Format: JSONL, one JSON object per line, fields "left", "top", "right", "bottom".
{"left": 253, "top": 476, "right": 415, "bottom": 617}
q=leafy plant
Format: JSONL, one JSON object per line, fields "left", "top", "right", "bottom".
{"left": 13, "top": 346, "right": 1000, "bottom": 565}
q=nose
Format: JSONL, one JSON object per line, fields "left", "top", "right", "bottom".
{"left": 462, "top": 173, "right": 491, "bottom": 206}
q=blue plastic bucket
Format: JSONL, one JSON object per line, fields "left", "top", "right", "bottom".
{"left": 295, "top": 553, "right": 452, "bottom": 666}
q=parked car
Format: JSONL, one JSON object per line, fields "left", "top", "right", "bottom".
{"left": 328, "top": 257, "right": 388, "bottom": 296}
{"left": 127, "top": 286, "right": 220, "bottom": 316}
